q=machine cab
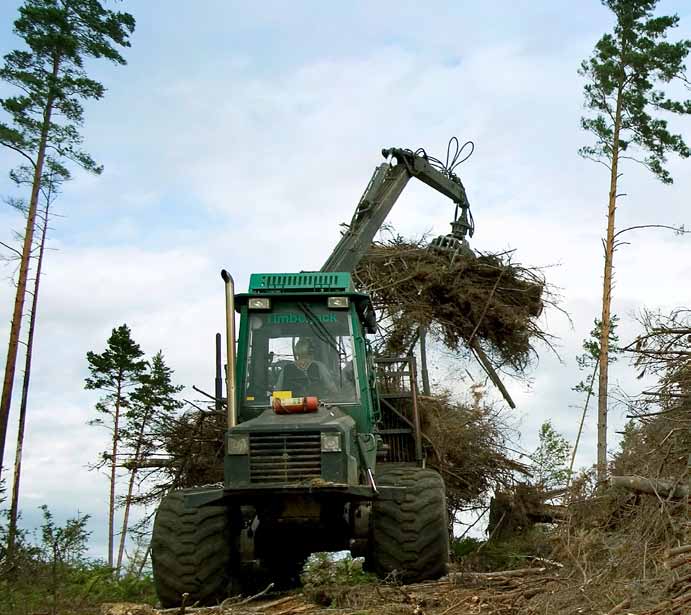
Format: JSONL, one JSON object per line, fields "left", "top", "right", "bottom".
{"left": 234, "top": 272, "right": 377, "bottom": 433}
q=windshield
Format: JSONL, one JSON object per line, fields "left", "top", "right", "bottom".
{"left": 243, "top": 301, "right": 359, "bottom": 406}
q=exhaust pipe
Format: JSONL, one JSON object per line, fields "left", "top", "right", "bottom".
{"left": 221, "top": 270, "right": 237, "bottom": 428}
{"left": 214, "top": 333, "right": 223, "bottom": 413}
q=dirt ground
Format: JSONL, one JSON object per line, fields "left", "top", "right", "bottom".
{"left": 100, "top": 563, "right": 683, "bottom": 615}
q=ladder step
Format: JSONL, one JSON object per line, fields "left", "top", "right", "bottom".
{"left": 376, "top": 428, "right": 413, "bottom": 435}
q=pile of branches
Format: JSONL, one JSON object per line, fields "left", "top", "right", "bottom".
{"left": 619, "top": 308, "right": 691, "bottom": 478}
{"left": 546, "top": 478, "right": 688, "bottom": 614}
{"left": 159, "top": 404, "right": 226, "bottom": 488}
{"left": 128, "top": 403, "right": 225, "bottom": 507}
{"left": 542, "top": 315, "right": 691, "bottom": 615}
{"left": 354, "top": 236, "right": 554, "bottom": 372}
{"left": 419, "top": 394, "right": 528, "bottom": 514}
{"left": 134, "top": 393, "right": 524, "bottom": 521}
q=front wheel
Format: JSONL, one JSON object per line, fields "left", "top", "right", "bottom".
{"left": 367, "top": 466, "right": 449, "bottom": 583}
{"left": 151, "top": 490, "right": 236, "bottom": 607}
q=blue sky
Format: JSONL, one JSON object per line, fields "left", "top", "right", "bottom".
{"left": 1, "top": 0, "right": 691, "bottom": 558}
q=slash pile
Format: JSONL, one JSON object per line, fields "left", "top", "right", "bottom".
{"left": 354, "top": 237, "right": 554, "bottom": 371}
{"left": 418, "top": 394, "right": 528, "bottom": 513}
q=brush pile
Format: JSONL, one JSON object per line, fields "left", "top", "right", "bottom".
{"left": 418, "top": 395, "right": 528, "bottom": 513}
{"left": 354, "top": 236, "right": 553, "bottom": 371}
{"left": 127, "top": 404, "right": 226, "bottom": 506}
{"left": 143, "top": 394, "right": 524, "bottom": 517}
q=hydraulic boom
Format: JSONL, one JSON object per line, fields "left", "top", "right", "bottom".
{"left": 321, "top": 147, "right": 474, "bottom": 274}
{"left": 320, "top": 143, "right": 515, "bottom": 408}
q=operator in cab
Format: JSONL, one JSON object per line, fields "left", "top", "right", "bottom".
{"left": 276, "top": 337, "right": 338, "bottom": 398}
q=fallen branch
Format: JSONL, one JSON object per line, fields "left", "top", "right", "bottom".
{"left": 236, "top": 582, "right": 274, "bottom": 606}
{"left": 610, "top": 475, "right": 689, "bottom": 499}
{"left": 667, "top": 544, "right": 691, "bottom": 558}
{"left": 666, "top": 554, "right": 691, "bottom": 571}
{"left": 605, "top": 597, "right": 631, "bottom": 615}
{"left": 448, "top": 566, "right": 547, "bottom": 582}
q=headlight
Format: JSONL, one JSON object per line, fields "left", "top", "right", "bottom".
{"left": 248, "top": 297, "right": 271, "bottom": 310}
{"left": 227, "top": 433, "right": 249, "bottom": 455}
{"left": 321, "top": 432, "right": 342, "bottom": 452}
{"left": 327, "top": 296, "right": 349, "bottom": 309}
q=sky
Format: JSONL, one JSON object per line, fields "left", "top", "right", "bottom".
{"left": 1, "top": 0, "right": 691, "bottom": 558}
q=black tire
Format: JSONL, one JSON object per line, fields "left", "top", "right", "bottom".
{"left": 367, "top": 465, "right": 449, "bottom": 582}
{"left": 151, "top": 490, "right": 234, "bottom": 607}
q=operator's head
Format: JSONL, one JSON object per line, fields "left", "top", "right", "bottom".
{"left": 294, "top": 338, "right": 315, "bottom": 369}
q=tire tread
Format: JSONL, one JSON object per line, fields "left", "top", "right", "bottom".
{"left": 151, "top": 490, "right": 232, "bottom": 607}
{"left": 367, "top": 466, "right": 449, "bottom": 582}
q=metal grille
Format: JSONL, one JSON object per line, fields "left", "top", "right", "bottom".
{"left": 249, "top": 272, "right": 351, "bottom": 292}
{"left": 249, "top": 432, "right": 321, "bottom": 484}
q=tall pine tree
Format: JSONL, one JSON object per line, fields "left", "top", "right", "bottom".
{"left": 0, "top": 0, "right": 135, "bottom": 484}
{"left": 6, "top": 162, "right": 65, "bottom": 561}
{"left": 85, "top": 324, "right": 146, "bottom": 569}
{"left": 579, "top": 0, "right": 691, "bottom": 481}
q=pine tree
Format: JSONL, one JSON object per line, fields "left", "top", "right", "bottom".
{"left": 0, "top": 0, "right": 135, "bottom": 484}
{"left": 579, "top": 0, "right": 691, "bottom": 482}
{"left": 116, "top": 351, "right": 182, "bottom": 575}
{"left": 85, "top": 324, "right": 146, "bottom": 569}
{"left": 531, "top": 421, "right": 571, "bottom": 490}
{"left": 567, "top": 317, "right": 620, "bottom": 486}
{"left": 6, "top": 163, "right": 64, "bottom": 561}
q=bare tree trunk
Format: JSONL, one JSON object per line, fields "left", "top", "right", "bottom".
{"left": 597, "top": 86, "right": 623, "bottom": 484}
{"left": 137, "top": 543, "right": 151, "bottom": 578}
{"left": 419, "top": 326, "right": 431, "bottom": 396}
{"left": 567, "top": 362, "right": 598, "bottom": 490}
{"left": 7, "top": 196, "right": 52, "bottom": 559}
{"left": 108, "top": 379, "right": 123, "bottom": 569}
{"left": 0, "top": 65, "right": 58, "bottom": 482}
{"left": 610, "top": 475, "right": 689, "bottom": 499}
{"left": 116, "top": 406, "right": 152, "bottom": 575}
{"left": 115, "top": 465, "right": 135, "bottom": 576}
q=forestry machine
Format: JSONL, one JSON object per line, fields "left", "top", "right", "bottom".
{"left": 150, "top": 141, "right": 485, "bottom": 606}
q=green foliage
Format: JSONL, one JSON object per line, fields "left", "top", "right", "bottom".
{"left": 119, "top": 350, "right": 184, "bottom": 526}
{"left": 450, "top": 536, "right": 483, "bottom": 560}
{"left": 530, "top": 420, "right": 571, "bottom": 490}
{"left": 0, "top": 504, "right": 156, "bottom": 615}
{"left": 301, "top": 553, "right": 376, "bottom": 589}
{"left": 573, "top": 316, "right": 620, "bottom": 395}
{"left": 580, "top": 0, "right": 691, "bottom": 183}
{"left": 85, "top": 323, "right": 147, "bottom": 566}
{"left": 0, "top": 0, "right": 135, "bottom": 173}
{"left": 300, "top": 554, "right": 377, "bottom": 610}
{"left": 86, "top": 323, "right": 147, "bottom": 433}
{"left": 123, "top": 351, "right": 184, "bottom": 463}
{"left": 38, "top": 504, "right": 89, "bottom": 567}
{"left": 85, "top": 324, "right": 147, "bottom": 395}
{"left": 460, "top": 528, "right": 554, "bottom": 572}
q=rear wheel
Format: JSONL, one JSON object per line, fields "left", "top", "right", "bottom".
{"left": 367, "top": 466, "right": 449, "bottom": 582}
{"left": 151, "top": 490, "right": 236, "bottom": 607}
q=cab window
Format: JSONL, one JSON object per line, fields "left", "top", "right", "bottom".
{"left": 243, "top": 302, "right": 359, "bottom": 406}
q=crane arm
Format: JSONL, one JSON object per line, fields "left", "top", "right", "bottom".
{"left": 320, "top": 147, "right": 472, "bottom": 274}
{"left": 320, "top": 143, "right": 517, "bottom": 410}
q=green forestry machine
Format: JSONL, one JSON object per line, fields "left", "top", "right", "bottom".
{"left": 151, "top": 144, "right": 481, "bottom": 606}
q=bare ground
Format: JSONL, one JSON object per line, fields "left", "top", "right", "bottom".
{"left": 100, "top": 555, "right": 691, "bottom": 615}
